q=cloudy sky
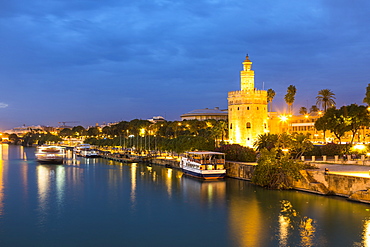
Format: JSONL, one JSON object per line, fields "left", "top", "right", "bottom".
{"left": 1, "top": 0, "right": 370, "bottom": 130}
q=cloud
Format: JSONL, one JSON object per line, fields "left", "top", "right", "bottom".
{"left": 0, "top": 103, "right": 9, "bottom": 108}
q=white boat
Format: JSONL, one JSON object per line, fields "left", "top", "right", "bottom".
{"left": 80, "top": 149, "right": 100, "bottom": 158}
{"left": 35, "top": 145, "right": 65, "bottom": 164}
{"left": 74, "top": 144, "right": 91, "bottom": 156}
{"left": 179, "top": 151, "right": 226, "bottom": 179}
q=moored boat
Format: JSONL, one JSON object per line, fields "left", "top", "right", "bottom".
{"left": 35, "top": 145, "right": 65, "bottom": 164}
{"left": 80, "top": 149, "right": 100, "bottom": 158}
{"left": 179, "top": 151, "right": 226, "bottom": 179}
{"left": 74, "top": 144, "right": 91, "bottom": 156}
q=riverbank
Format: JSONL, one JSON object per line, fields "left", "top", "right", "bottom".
{"left": 100, "top": 152, "right": 370, "bottom": 204}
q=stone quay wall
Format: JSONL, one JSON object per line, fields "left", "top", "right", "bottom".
{"left": 225, "top": 161, "right": 370, "bottom": 204}
{"left": 103, "top": 154, "right": 370, "bottom": 204}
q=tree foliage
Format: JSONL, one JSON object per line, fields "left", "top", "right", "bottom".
{"left": 251, "top": 149, "right": 303, "bottom": 189}
{"left": 316, "top": 89, "right": 336, "bottom": 112}
{"left": 253, "top": 133, "right": 278, "bottom": 151}
{"left": 267, "top": 88, "right": 276, "bottom": 111}
{"left": 315, "top": 104, "right": 370, "bottom": 144}
{"left": 363, "top": 83, "right": 370, "bottom": 106}
{"left": 299, "top": 107, "right": 308, "bottom": 115}
{"left": 215, "top": 144, "right": 256, "bottom": 162}
{"left": 284, "top": 85, "right": 297, "bottom": 114}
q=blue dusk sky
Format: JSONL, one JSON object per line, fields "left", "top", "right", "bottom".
{"left": 1, "top": 0, "right": 370, "bottom": 130}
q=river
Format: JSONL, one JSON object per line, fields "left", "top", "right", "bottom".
{"left": 0, "top": 144, "right": 369, "bottom": 246}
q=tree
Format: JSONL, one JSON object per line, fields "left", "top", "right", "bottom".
{"left": 299, "top": 107, "right": 308, "bottom": 115}
{"left": 253, "top": 133, "right": 278, "bottom": 151}
{"left": 251, "top": 148, "right": 303, "bottom": 189}
{"left": 87, "top": 127, "right": 100, "bottom": 137}
{"left": 8, "top": 134, "right": 20, "bottom": 144}
{"left": 309, "top": 105, "right": 319, "bottom": 114}
{"left": 276, "top": 133, "right": 293, "bottom": 151}
{"left": 215, "top": 144, "right": 256, "bottom": 162}
{"left": 315, "top": 107, "right": 348, "bottom": 143}
{"left": 267, "top": 88, "right": 276, "bottom": 112}
{"left": 315, "top": 104, "right": 370, "bottom": 144}
{"left": 59, "top": 128, "right": 74, "bottom": 137}
{"left": 316, "top": 89, "right": 336, "bottom": 112}
{"left": 284, "top": 85, "right": 296, "bottom": 114}
{"left": 363, "top": 83, "right": 370, "bottom": 106}
{"left": 290, "top": 133, "right": 313, "bottom": 159}
{"left": 342, "top": 104, "right": 370, "bottom": 144}
{"left": 72, "top": 126, "right": 86, "bottom": 136}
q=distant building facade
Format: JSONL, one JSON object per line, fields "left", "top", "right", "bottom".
{"left": 4, "top": 125, "right": 51, "bottom": 136}
{"left": 228, "top": 55, "right": 268, "bottom": 148}
{"left": 180, "top": 107, "right": 228, "bottom": 121}
{"left": 147, "top": 116, "right": 166, "bottom": 123}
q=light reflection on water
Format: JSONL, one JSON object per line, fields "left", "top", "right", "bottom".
{"left": 1, "top": 144, "right": 370, "bottom": 246}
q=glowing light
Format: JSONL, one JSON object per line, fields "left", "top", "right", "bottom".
{"left": 140, "top": 128, "right": 145, "bottom": 136}
{"left": 304, "top": 115, "right": 309, "bottom": 119}
{"left": 279, "top": 115, "right": 288, "bottom": 122}
{"left": 353, "top": 144, "right": 366, "bottom": 151}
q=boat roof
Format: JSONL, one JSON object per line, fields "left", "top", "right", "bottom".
{"left": 38, "top": 145, "right": 64, "bottom": 149}
{"left": 186, "top": 151, "right": 225, "bottom": 155}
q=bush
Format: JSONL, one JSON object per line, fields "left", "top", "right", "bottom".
{"left": 252, "top": 148, "right": 303, "bottom": 189}
{"left": 303, "top": 145, "right": 322, "bottom": 156}
{"left": 320, "top": 143, "right": 341, "bottom": 156}
{"left": 215, "top": 144, "right": 256, "bottom": 162}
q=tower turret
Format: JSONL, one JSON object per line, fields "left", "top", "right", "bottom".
{"left": 240, "top": 54, "right": 255, "bottom": 91}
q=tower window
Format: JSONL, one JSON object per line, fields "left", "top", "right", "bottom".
{"left": 230, "top": 123, "right": 233, "bottom": 129}
{"left": 246, "top": 122, "right": 251, "bottom": 128}
{"left": 264, "top": 123, "right": 267, "bottom": 129}
{"left": 237, "top": 107, "right": 239, "bottom": 110}
{"left": 247, "top": 107, "right": 250, "bottom": 110}
{"left": 257, "top": 107, "right": 259, "bottom": 110}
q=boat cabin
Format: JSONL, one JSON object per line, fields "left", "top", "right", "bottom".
{"left": 184, "top": 151, "right": 225, "bottom": 170}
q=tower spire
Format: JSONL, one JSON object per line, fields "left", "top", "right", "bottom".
{"left": 240, "top": 55, "right": 254, "bottom": 90}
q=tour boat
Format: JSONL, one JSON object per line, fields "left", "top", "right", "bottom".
{"left": 35, "top": 145, "right": 65, "bottom": 164}
{"left": 74, "top": 144, "right": 91, "bottom": 156}
{"left": 80, "top": 149, "right": 100, "bottom": 158}
{"left": 179, "top": 151, "right": 226, "bottom": 179}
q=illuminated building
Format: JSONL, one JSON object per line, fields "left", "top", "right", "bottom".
{"left": 180, "top": 107, "right": 228, "bottom": 121}
{"left": 228, "top": 55, "right": 268, "bottom": 147}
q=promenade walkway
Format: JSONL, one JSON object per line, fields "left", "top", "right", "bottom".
{"left": 312, "top": 162, "right": 370, "bottom": 178}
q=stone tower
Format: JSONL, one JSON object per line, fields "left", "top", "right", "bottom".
{"left": 228, "top": 55, "right": 268, "bottom": 148}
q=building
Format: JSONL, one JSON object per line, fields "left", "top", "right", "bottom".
{"left": 147, "top": 116, "right": 166, "bottom": 123}
{"left": 180, "top": 107, "right": 228, "bottom": 121}
{"left": 228, "top": 55, "right": 268, "bottom": 148}
{"left": 4, "top": 125, "right": 50, "bottom": 136}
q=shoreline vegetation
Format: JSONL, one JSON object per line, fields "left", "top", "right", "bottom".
{"left": 3, "top": 118, "right": 370, "bottom": 192}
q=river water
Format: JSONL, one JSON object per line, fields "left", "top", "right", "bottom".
{"left": 0, "top": 144, "right": 369, "bottom": 246}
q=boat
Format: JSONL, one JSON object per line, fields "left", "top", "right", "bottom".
{"left": 179, "top": 151, "right": 226, "bottom": 179}
{"left": 35, "top": 145, "right": 65, "bottom": 164}
{"left": 80, "top": 149, "right": 100, "bottom": 158}
{"left": 74, "top": 144, "right": 91, "bottom": 156}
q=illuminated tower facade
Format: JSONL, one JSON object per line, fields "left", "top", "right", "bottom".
{"left": 228, "top": 55, "right": 268, "bottom": 148}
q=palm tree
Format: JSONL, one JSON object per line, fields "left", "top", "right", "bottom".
{"left": 253, "top": 133, "right": 278, "bottom": 151}
{"left": 267, "top": 88, "right": 276, "bottom": 112}
{"left": 309, "top": 105, "right": 319, "bottom": 113}
{"left": 284, "top": 85, "right": 296, "bottom": 114}
{"left": 363, "top": 83, "right": 370, "bottom": 106}
{"left": 316, "top": 89, "right": 336, "bottom": 112}
{"left": 299, "top": 107, "right": 308, "bottom": 115}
